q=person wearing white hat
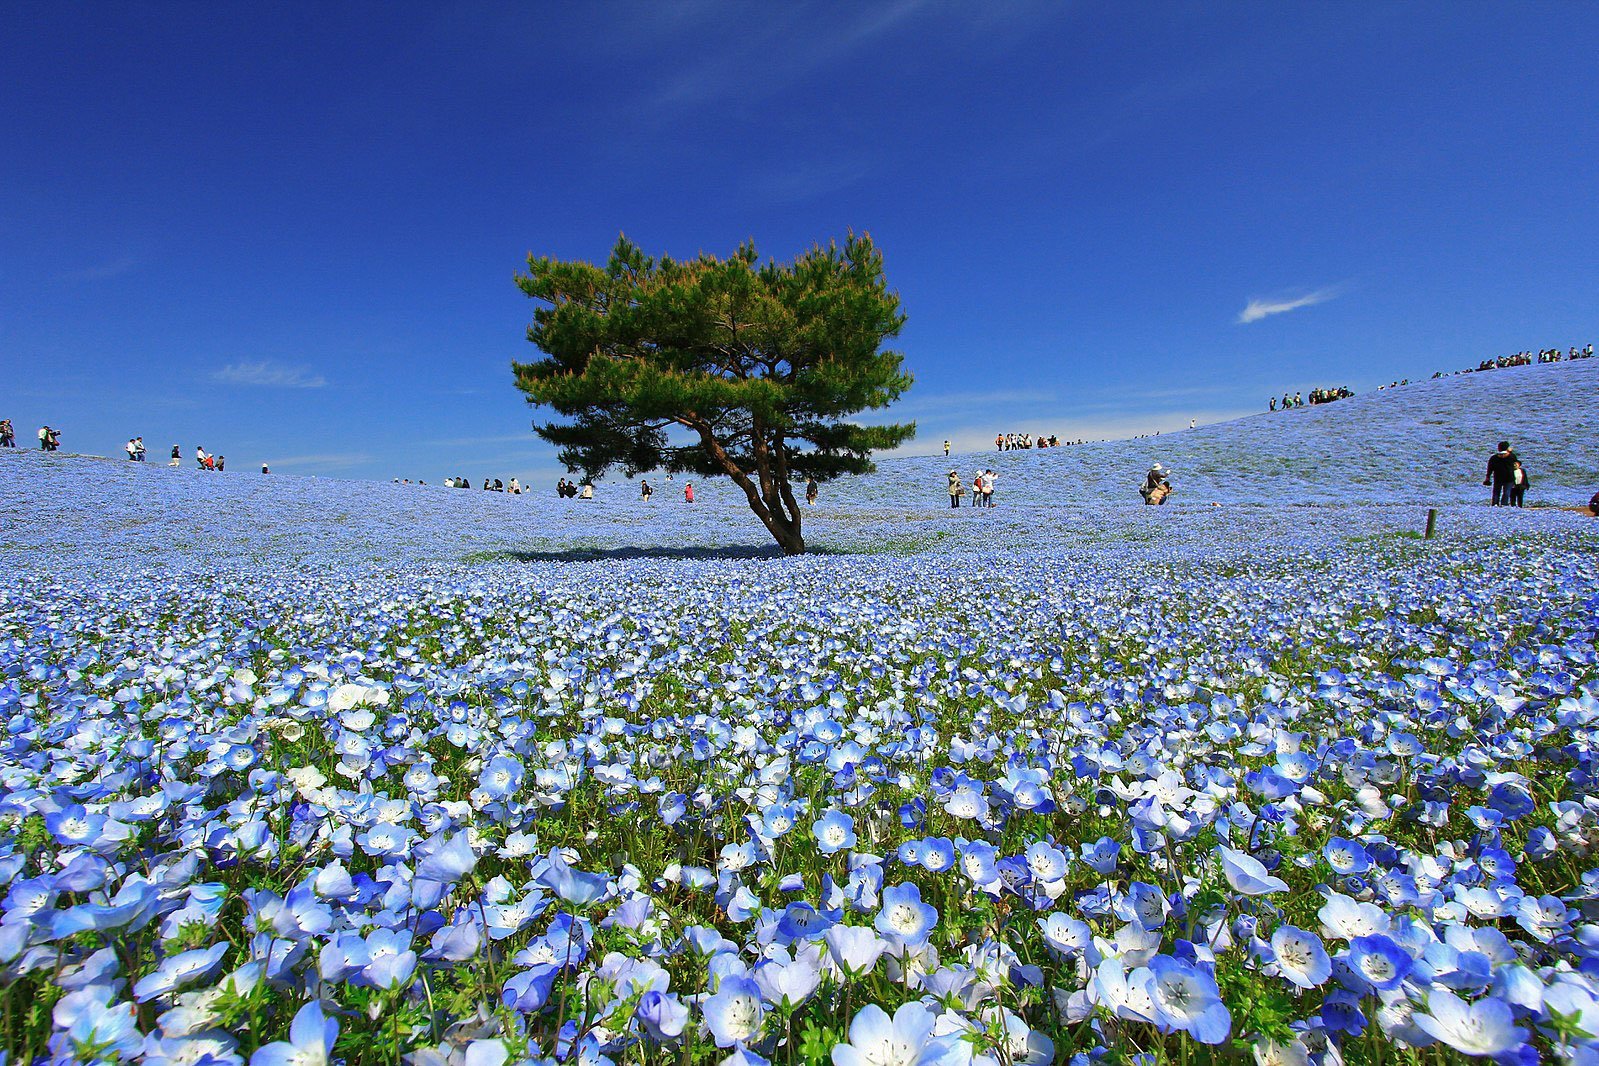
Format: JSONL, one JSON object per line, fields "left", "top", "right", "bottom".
{"left": 1140, "top": 462, "right": 1172, "bottom": 505}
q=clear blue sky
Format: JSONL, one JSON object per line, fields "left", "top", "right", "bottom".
{"left": 4, "top": 2, "right": 1596, "bottom": 484}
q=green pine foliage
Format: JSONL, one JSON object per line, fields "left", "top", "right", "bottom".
{"left": 512, "top": 234, "right": 915, "bottom": 554}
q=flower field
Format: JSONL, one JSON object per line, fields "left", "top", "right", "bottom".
{"left": 2, "top": 372, "right": 1598, "bottom": 1066}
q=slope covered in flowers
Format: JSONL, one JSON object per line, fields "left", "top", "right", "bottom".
{"left": 1, "top": 367, "right": 1598, "bottom": 1066}
{"left": 844, "top": 359, "right": 1599, "bottom": 508}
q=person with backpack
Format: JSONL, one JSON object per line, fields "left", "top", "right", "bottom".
{"left": 1140, "top": 463, "right": 1172, "bottom": 505}
{"left": 1484, "top": 441, "right": 1519, "bottom": 506}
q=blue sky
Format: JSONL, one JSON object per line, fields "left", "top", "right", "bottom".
{"left": 4, "top": 2, "right": 1596, "bottom": 485}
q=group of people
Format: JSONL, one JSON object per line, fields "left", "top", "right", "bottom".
{"left": 1485, "top": 442, "right": 1534, "bottom": 507}
{"left": 1270, "top": 386, "right": 1353, "bottom": 411}
{"left": 1468, "top": 345, "right": 1592, "bottom": 373}
{"left": 638, "top": 479, "right": 704, "bottom": 503}
{"left": 946, "top": 468, "right": 999, "bottom": 507}
{"left": 555, "top": 478, "right": 594, "bottom": 499}
{"left": 33, "top": 425, "right": 62, "bottom": 451}
{"left": 993, "top": 433, "right": 1065, "bottom": 451}
{"left": 124, "top": 437, "right": 147, "bottom": 461}
{"left": 0, "top": 420, "right": 16, "bottom": 448}
{"left": 191, "top": 446, "right": 226, "bottom": 471}
{"left": 444, "top": 477, "right": 525, "bottom": 493}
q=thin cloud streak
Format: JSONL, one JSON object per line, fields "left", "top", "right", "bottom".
{"left": 64, "top": 255, "right": 137, "bottom": 282}
{"left": 1238, "top": 287, "right": 1340, "bottom": 324}
{"left": 262, "top": 452, "right": 373, "bottom": 473}
{"left": 213, "top": 360, "right": 329, "bottom": 389}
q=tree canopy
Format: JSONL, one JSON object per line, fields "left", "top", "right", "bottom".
{"left": 512, "top": 233, "right": 915, "bottom": 555}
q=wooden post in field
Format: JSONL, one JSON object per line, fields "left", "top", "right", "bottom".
{"left": 1424, "top": 508, "right": 1437, "bottom": 539}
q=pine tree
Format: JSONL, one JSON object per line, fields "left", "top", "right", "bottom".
{"left": 512, "top": 234, "right": 915, "bottom": 555}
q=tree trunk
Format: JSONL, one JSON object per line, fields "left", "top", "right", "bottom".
{"left": 688, "top": 416, "right": 807, "bottom": 555}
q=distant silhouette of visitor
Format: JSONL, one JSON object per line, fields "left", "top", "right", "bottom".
{"left": 0, "top": 420, "right": 13, "bottom": 448}
{"left": 684, "top": 483, "right": 695, "bottom": 503}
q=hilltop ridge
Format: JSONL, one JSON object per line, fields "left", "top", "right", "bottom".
{"left": 852, "top": 359, "right": 1598, "bottom": 507}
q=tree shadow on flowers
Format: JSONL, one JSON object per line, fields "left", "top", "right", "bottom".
{"left": 464, "top": 543, "right": 785, "bottom": 564}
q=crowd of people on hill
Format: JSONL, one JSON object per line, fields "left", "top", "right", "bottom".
{"left": 1270, "top": 386, "right": 1354, "bottom": 411}
{"left": 1464, "top": 345, "right": 1592, "bottom": 373}
{"left": 0, "top": 418, "right": 258, "bottom": 472}
{"left": 443, "top": 476, "right": 525, "bottom": 493}
{"left": 994, "top": 433, "right": 1071, "bottom": 450}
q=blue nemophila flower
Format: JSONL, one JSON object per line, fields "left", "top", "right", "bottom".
{"left": 1147, "top": 955, "right": 1231, "bottom": 1044}
{"left": 479, "top": 754, "right": 525, "bottom": 799}
{"left": 1080, "top": 837, "right": 1121, "bottom": 876}
{"left": 1269, "top": 925, "right": 1331, "bottom": 989}
{"left": 539, "top": 849, "right": 610, "bottom": 906}
{"left": 1319, "top": 893, "right": 1390, "bottom": 940}
{"left": 53, "top": 986, "right": 143, "bottom": 1062}
{"left": 1324, "top": 837, "right": 1371, "bottom": 875}
{"left": 831, "top": 1002, "right": 946, "bottom": 1066}
{"left": 753, "top": 946, "right": 822, "bottom": 1008}
{"left": 134, "top": 941, "right": 231, "bottom": 1001}
{"left": 1346, "top": 934, "right": 1412, "bottom": 992}
{"left": 700, "top": 973, "right": 765, "bottom": 1049}
{"left": 1218, "top": 846, "right": 1289, "bottom": 895}
{"left": 823, "top": 924, "right": 888, "bottom": 977}
{"left": 812, "top": 810, "right": 856, "bottom": 855}
{"left": 635, "top": 989, "right": 690, "bottom": 1041}
{"left": 874, "top": 883, "right": 936, "bottom": 948}
{"left": 250, "top": 999, "right": 339, "bottom": 1066}
{"left": 776, "top": 902, "right": 835, "bottom": 943}
{"left": 1412, "top": 989, "right": 1527, "bottom": 1056}
{"left": 1024, "top": 840, "right": 1068, "bottom": 883}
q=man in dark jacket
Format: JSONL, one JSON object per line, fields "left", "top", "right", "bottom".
{"left": 1484, "top": 441, "right": 1518, "bottom": 506}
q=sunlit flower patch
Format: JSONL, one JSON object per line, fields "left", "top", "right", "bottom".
{"left": 1, "top": 456, "right": 1598, "bottom": 1066}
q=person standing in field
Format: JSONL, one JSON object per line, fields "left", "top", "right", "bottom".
{"left": 805, "top": 478, "right": 818, "bottom": 506}
{"left": 640, "top": 479, "right": 652, "bottom": 501}
{"left": 943, "top": 440, "right": 951, "bottom": 457}
{"left": 1484, "top": 441, "right": 1519, "bottom": 506}
{"left": 684, "top": 483, "right": 695, "bottom": 503}
{"left": 947, "top": 470, "right": 963, "bottom": 508}
{"left": 0, "top": 420, "right": 13, "bottom": 448}
{"left": 1508, "top": 460, "right": 1531, "bottom": 507}
{"left": 38, "top": 425, "right": 50, "bottom": 450}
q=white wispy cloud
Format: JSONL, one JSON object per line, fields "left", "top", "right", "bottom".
{"left": 1238, "top": 287, "right": 1340, "bottom": 324}
{"left": 212, "top": 360, "right": 329, "bottom": 389}
{"left": 65, "top": 255, "right": 138, "bottom": 282}
{"left": 261, "top": 452, "right": 373, "bottom": 473}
